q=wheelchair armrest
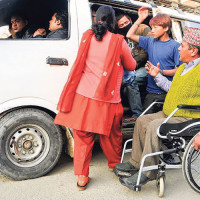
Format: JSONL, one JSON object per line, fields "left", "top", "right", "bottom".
{"left": 153, "top": 98, "right": 165, "bottom": 103}
{"left": 177, "top": 105, "right": 200, "bottom": 111}
{"left": 140, "top": 98, "right": 165, "bottom": 116}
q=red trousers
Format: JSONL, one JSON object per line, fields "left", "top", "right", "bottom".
{"left": 73, "top": 111, "right": 123, "bottom": 176}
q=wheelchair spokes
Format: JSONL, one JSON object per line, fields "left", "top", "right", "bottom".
{"left": 183, "top": 138, "right": 200, "bottom": 193}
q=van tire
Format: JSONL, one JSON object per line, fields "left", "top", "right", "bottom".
{"left": 0, "top": 108, "right": 63, "bottom": 180}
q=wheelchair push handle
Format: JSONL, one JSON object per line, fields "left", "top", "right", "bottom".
{"left": 177, "top": 105, "right": 200, "bottom": 111}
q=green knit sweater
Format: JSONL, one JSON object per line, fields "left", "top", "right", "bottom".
{"left": 163, "top": 62, "right": 200, "bottom": 118}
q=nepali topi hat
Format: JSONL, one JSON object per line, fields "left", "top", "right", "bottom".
{"left": 183, "top": 26, "right": 200, "bottom": 47}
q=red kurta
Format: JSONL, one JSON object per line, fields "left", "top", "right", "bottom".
{"left": 54, "top": 30, "right": 136, "bottom": 135}
{"left": 55, "top": 93, "right": 122, "bottom": 135}
{"left": 54, "top": 29, "right": 136, "bottom": 176}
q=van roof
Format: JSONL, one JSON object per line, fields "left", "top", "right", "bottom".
{"left": 90, "top": 0, "right": 200, "bottom": 24}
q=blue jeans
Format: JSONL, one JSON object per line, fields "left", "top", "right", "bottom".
{"left": 121, "top": 76, "right": 143, "bottom": 119}
{"left": 135, "top": 67, "right": 148, "bottom": 103}
{"left": 135, "top": 67, "right": 148, "bottom": 87}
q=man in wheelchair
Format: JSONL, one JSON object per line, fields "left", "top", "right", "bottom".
{"left": 114, "top": 26, "right": 200, "bottom": 190}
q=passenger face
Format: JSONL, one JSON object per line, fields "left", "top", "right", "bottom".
{"left": 117, "top": 16, "right": 132, "bottom": 37}
{"left": 178, "top": 41, "right": 194, "bottom": 63}
{"left": 117, "top": 16, "right": 131, "bottom": 29}
{"left": 11, "top": 16, "right": 27, "bottom": 33}
{"left": 49, "top": 13, "right": 58, "bottom": 31}
{"left": 151, "top": 25, "right": 168, "bottom": 39}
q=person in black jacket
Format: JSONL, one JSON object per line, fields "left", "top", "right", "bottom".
{"left": 10, "top": 13, "right": 36, "bottom": 39}
{"left": 33, "top": 11, "right": 68, "bottom": 39}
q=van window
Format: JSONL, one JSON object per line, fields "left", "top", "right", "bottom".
{"left": 0, "top": 25, "right": 9, "bottom": 38}
{"left": 171, "top": 20, "right": 182, "bottom": 43}
{"left": 0, "top": 0, "right": 69, "bottom": 40}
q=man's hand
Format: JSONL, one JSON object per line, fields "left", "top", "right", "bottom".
{"left": 145, "top": 61, "right": 161, "bottom": 77}
{"left": 138, "top": 7, "right": 149, "bottom": 22}
{"left": 33, "top": 28, "right": 46, "bottom": 37}
{"left": 193, "top": 134, "right": 200, "bottom": 150}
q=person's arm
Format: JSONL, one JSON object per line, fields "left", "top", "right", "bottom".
{"left": 145, "top": 61, "right": 172, "bottom": 92}
{"left": 146, "top": 60, "right": 178, "bottom": 77}
{"left": 154, "top": 73, "right": 172, "bottom": 92}
{"left": 126, "top": 7, "right": 149, "bottom": 43}
{"left": 121, "top": 39, "right": 137, "bottom": 71}
{"left": 193, "top": 133, "right": 200, "bottom": 150}
{"left": 162, "top": 68, "right": 178, "bottom": 76}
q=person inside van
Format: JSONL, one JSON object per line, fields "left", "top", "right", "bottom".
{"left": 10, "top": 12, "right": 36, "bottom": 39}
{"left": 33, "top": 11, "right": 68, "bottom": 39}
{"left": 54, "top": 5, "right": 136, "bottom": 190}
{"left": 116, "top": 13, "right": 151, "bottom": 122}
{"left": 126, "top": 7, "right": 182, "bottom": 113}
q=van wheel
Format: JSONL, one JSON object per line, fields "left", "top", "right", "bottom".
{"left": 0, "top": 108, "right": 63, "bottom": 180}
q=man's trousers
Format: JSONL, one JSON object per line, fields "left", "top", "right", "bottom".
{"left": 129, "top": 111, "right": 191, "bottom": 179}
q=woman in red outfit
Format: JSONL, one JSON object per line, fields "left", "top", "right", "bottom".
{"left": 54, "top": 5, "right": 136, "bottom": 190}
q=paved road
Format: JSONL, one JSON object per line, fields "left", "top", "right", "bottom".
{"left": 0, "top": 143, "right": 199, "bottom": 200}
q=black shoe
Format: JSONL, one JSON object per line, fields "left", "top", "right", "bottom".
{"left": 114, "top": 162, "right": 138, "bottom": 178}
{"left": 114, "top": 168, "right": 137, "bottom": 178}
{"left": 119, "top": 172, "right": 151, "bottom": 190}
{"left": 114, "top": 162, "right": 136, "bottom": 172}
{"left": 161, "top": 153, "right": 181, "bottom": 165}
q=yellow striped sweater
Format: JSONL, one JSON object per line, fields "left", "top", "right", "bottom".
{"left": 163, "top": 63, "right": 200, "bottom": 118}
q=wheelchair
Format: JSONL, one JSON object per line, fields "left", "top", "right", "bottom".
{"left": 121, "top": 100, "right": 200, "bottom": 197}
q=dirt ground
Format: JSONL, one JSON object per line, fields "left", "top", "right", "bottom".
{"left": 0, "top": 143, "right": 199, "bottom": 200}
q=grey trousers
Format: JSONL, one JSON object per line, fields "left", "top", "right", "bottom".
{"left": 129, "top": 111, "right": 191, "bottom": 179}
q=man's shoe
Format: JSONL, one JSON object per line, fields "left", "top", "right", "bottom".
{"left": 114, "top": 162, "right": 136, "bottom": 172}
{"left": 123, "top": 117, "right": 136, "bottom": 123}
{"left": 114, "top": 168, "right": 137, "bottom": 178}
{"left": 119, "top": 172, "right": 151, "bottom": 190}
{"left": 114, "top": 162, "right": 138, "bottom": 178}
{"left": 161, "top": 153, "right": 181, "bottom": 165}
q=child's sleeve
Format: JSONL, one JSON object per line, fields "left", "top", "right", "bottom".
{"left": 138, "top": 36, "right": 151, "bottom": 51}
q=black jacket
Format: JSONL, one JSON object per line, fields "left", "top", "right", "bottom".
{"left": 46, "top": 28, "right": 68, "bottom": 39}
{"left": 15, "top": 25, "right": 36, "bottom": 39}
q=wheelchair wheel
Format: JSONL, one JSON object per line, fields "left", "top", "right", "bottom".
{"left": 156, "top": 176, "right": 165, "bottom": 197}
{"left": 182, "top": 137, "right": 200, "bottom": 193}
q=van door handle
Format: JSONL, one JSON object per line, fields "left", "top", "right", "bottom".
{"left": 46, "top": 56, "right": 68, "bottom": 66}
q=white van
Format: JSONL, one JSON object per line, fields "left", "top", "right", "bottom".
{"left": 0, "top": 0, "right": 199, "bottom": 180}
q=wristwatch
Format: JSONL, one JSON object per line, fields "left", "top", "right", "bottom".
{"left": 160, "top": 69, "right": 164, "bottom": 75}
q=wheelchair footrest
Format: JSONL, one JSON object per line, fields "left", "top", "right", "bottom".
{"left": 161, "top": 152, "right": 182, "bottom": 165}
{"left": 162, "top": 148, "right": 177, "bottom": 154}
